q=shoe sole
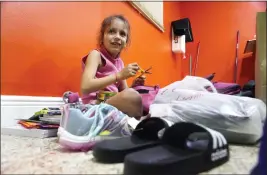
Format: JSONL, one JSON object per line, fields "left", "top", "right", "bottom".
{"left": 58, "top": 127, "right": 96, "bottom": 151}
{"left": 57, "top": 127, "right": 120, "bottom": 151}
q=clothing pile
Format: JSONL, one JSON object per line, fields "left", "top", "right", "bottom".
{"left": 205, "top": 73, "right": 256, "bottom": 97}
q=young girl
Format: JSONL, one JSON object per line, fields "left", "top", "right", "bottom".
{"left": 80, "top": 14, "right": 144, "bottom": 118}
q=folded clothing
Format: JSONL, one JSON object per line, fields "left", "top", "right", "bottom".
{"left": 207, "top": 82, "right": 241, "bottom": 95}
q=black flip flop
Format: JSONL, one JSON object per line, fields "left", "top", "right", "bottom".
{"left": 92, "top": 117, "right": 170, "bottom": 163}
{"left": 124, "top": 122, "right": 230, "bottom": 175}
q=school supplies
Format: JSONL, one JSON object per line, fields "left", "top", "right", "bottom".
{"left": 17, "top": 120, "right": 59, "bottom": 129}
{"left": 17, "top": 107, "right": 62, "bottom": 130}
{"left": 28, "top": 107, "right": 61, "bottom": 121}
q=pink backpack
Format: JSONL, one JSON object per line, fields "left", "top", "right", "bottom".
{"left": 133, "top": 85, "right": 160, "bottom": 115}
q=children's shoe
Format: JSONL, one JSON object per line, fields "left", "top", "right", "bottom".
{"left": 58, "top": 102, "right": 132, "bottom": 151}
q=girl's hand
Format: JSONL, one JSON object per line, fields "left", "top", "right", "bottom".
{"left": 131, "top": 75, "right": 146, "bottom": 87}
{"left": 117, "top": 63, "right": 139, "bottom": 80}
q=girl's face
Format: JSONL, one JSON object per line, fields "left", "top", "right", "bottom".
{"left": 103, "top": 18, "right": 128, "bottom": 57}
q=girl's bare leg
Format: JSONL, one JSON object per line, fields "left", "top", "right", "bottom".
{"left": 106, "top": 88, "right": 143, "bottom": 118}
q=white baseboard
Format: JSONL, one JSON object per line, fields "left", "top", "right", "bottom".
{"left": 1, "top": 95, "right": 64, "bottom": 128}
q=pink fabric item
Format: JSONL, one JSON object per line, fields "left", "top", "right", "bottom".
{"left": 81, "top": 47, "right": 124, "bottom": 104}
{"left": 133, "top": 85, "right": 160, "bottom": 114}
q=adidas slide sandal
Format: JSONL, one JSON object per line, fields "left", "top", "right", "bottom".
{"left": 123, "top": 122, "right": 230, "bottom": 175}
{"left": 92, "top": 117, "right": 170, "bottom": 163}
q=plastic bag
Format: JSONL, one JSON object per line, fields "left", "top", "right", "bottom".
{"left": 150, "top": 76, "right": 266, "bottom": 144}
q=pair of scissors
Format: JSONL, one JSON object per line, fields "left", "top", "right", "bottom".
{"left": 136, "top": 66, "right": 152, "bottom": 78}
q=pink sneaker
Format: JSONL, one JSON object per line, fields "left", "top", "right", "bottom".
{"left": 58, "top": 95, "right": 132, "bottom": 151}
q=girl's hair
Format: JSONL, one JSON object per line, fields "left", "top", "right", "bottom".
{"left": 97, "top": 14, "right": 131, "bottom": 47}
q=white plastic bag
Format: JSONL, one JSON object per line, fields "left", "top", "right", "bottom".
{"left": 150, "top": 76, "right": 266, "bottom": 144}
{"left": 165, "top": 76, "right": 217, "bottom": 92}
{"left": 153, "top": 76, "right": 217, "bottom": 105}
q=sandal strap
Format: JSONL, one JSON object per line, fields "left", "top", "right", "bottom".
{"left": 162, "top": 122, "right": 229, "bottom": 162}
{"left": 132, "top": 118, "right": 170, "bottom": 140}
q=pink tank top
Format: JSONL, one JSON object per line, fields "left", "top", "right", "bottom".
{"left": 81, "top": 47, "right": 124, "bottom": 104}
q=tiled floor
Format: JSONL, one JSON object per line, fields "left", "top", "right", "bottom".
{"left": 1, "top": 135, "right": 259, "bottom": 174}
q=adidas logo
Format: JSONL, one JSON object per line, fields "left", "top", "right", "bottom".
{"left": 211, "top": 148, "right": 228, "bottom": 161}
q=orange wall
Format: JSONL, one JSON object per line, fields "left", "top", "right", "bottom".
{"left": 1, "top": 2, "right": 265, "bottom": 97}
{"left": 178, "top": 2, "right": 266, "bottom": 86}
{"left": 1, "top": 2, "right": 182, "bottom": 97}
